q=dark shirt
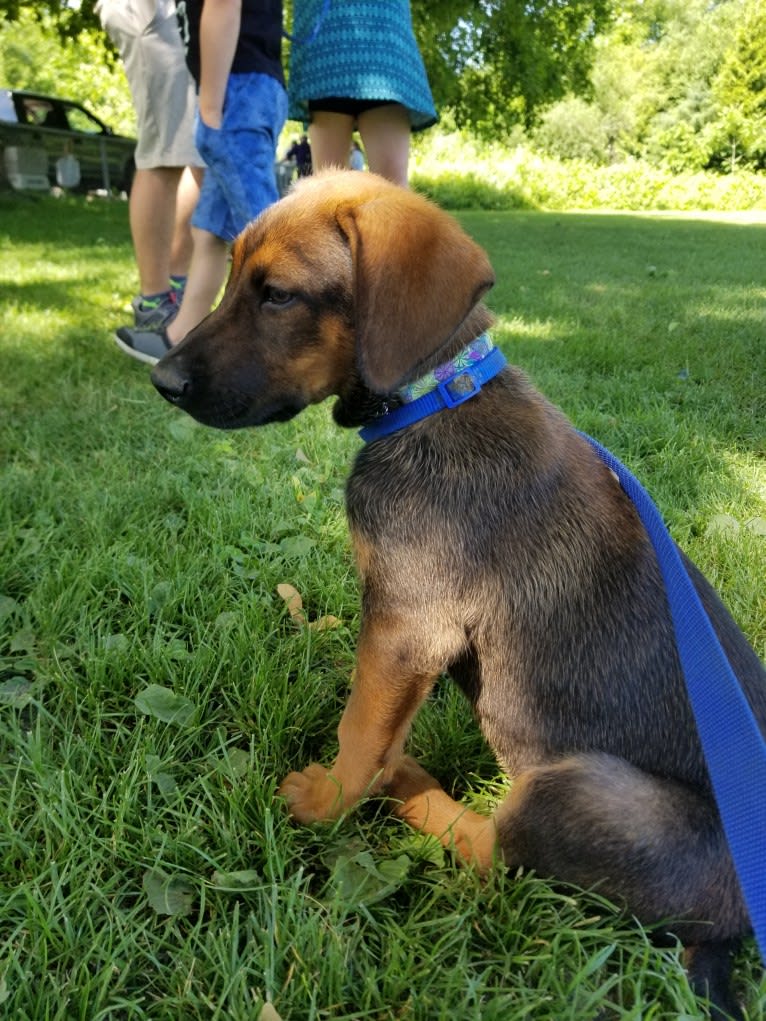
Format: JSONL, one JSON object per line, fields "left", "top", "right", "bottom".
{"left": 180, "top": 0, "right": 285, "bottom": 87}
{"left": 286, "top": 138, "right": 311, "bottom": 171}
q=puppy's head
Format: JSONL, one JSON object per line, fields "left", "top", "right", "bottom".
{"left": 151, "top": 171, "right": 495, "bottom": 429}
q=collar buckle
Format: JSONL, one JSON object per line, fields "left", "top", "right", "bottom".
{"left": 437, "top": 370, "right": 482, "bottom": 408}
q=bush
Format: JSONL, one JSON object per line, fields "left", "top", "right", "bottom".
{"left": 411, "top": 171, "right": 532, "bottom": 210}
{"left": 532, "top": 97, "right": 613, "bottom": 164}
{"left": 411, "top": 131, "right": 766, "bottom": 211}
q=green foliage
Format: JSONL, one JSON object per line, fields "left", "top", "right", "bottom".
{"left": 0, "top": 0, "right": 99, "bottom": 38}
{"left": 1, "top": 191, "right": 765, "bottom": 1020}
{"left": 412, "top": 131, "right": 766, "bottom": 211}
{"left": 412, "top": 0, "right": 613, "bottom": 135}
{"left": 0, "top": 7, "right": 136, "bottom": 135}
{"left": 708, "top": 0, "right": 766, "bottom": 171}
{"left": 532, "top": 96, "right": 614, "bottom": 163}
{"left": 536, "top": 0, "right": 766, "bottom": 173}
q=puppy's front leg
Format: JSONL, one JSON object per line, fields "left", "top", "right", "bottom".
{"left": 386, "top": 756, "right": 498, "bottom": 873}
{"left": 279, "top": 616, "right": 437, "bottom": 824}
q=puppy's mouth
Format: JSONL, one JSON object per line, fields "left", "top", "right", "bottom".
{"left": 164, "top": 389, "right": 307, "bottom": 430}
{"left": 151, "top": 362, "right": 307, "bottom": 430}
{"left": 205, "top": 395, "right": 307, "bottom": 430}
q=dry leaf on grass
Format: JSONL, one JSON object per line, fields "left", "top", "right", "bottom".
{"left": 309, "top": 613, "right": 341, "bottom": 631}
{"left": 276, "top": 583, "right": 340, "bottom": 631}
{"left": 259, "top": 1003, "right": 283, "bottom": 1021}
{"left": 276, "top": 582, "right": 304, "bottom": 622}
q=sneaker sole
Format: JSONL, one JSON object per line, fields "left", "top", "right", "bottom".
{"left": 114, "top": 331, "right": 161, "bottom": 367}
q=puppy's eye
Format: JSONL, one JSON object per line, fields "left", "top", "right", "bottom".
{"left": 264, "top": 286, "right": 294, "bottom": 307}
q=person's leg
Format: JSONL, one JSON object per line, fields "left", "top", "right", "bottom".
{"left": 169, "top": 165, "right": 204, "bottom": 279}
{"left": 357, "top": 104, "right": 411, "bottom": 186}
{"left": 129, "top": 166, "right": 184, "bottom": 295}
{"left": 118, "top": 73, "right": 286, "bottom": 360}
{"left": 308, "top": 110, "right": 355, "bottom": 172}
{"left": 165, "top": 73, "right": 287, "bottom": 342}
{"left": 166, "top": 226, "right": 229, "bottom": 344}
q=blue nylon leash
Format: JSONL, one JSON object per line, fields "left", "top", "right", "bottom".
{"left": 358, "top": 339, "right": 766, "bottom": 957}
{"left": 583, "top": 434, "right": 766, "bottom": 961}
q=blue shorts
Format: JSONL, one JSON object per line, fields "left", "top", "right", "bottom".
{"left": 192, "top": 71, "right": 287, "bottom": 242}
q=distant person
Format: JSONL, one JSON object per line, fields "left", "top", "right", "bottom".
{"left": 349, "top": 139, "right": 365, "bottom": 170}
{"left": 285, "top": 133, "right": 312, "bottom": 176}
{"left": 97, "top": 0, "right": 204, "bottom": 330}
{"left": 115, "top": 0, "right": 287, "bottom": 365}
{"left": 287, "top": 0, "right": 436, "bottom": 186}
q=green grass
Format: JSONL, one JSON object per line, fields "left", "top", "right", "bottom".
{"left": 1, "top": 191, "right": 764, "bottom": 1020}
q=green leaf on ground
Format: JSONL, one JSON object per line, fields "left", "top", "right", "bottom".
{"left": 134, "top": 684, "right": 197, "bottom": 727}
{"left": 142, "top": 869, "right": 195, "bottom": 916}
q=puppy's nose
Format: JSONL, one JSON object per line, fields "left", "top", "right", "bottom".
{"left": 151, "top": 361, "right": 191, "bottom": 406}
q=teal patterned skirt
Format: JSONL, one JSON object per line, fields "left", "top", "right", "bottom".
{"left": 287, "top": 0, "right": 437, "bottom": 131}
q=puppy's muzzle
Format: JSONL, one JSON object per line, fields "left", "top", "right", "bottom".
{"left": 151, "top": 360, "right": 192, "bottom": 408}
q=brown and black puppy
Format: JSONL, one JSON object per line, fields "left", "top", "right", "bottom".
{"left": 151, "top": 171, "right": 765, "bottom": 1019}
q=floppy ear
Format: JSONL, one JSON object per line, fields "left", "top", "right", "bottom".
{"left": 336, "top": 191, "right": 495, "bottom": 393}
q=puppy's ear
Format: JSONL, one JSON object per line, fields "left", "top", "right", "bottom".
{"left": 336, "top": 191, "right": 495, "bottom": 393}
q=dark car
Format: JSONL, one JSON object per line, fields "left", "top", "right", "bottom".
{"left": 0, "top": 88, "right": 136, "bottom": 194}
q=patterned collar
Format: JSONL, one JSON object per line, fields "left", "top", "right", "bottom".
{"left": 359, "top": 333, "right": 507, "bottom": 443}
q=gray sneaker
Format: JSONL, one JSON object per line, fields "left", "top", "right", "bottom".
{"left": 115, "top": 325, "right": 172, "bottom": 366}
{"left": 131, "top": 291, "right": 179, "bottom": 330}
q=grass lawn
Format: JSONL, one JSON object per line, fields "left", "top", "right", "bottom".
{"left": 0, "top": 190, "right": 764, "bottom": 1020}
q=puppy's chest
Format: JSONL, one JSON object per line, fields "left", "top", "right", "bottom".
{"left": 345, "top": 445, "right": 468, "bottom": 553}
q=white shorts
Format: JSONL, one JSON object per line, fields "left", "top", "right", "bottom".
{"left": 97, "top": 0, "right": 203, "bottom": 170}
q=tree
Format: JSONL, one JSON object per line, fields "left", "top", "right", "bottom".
{"left": 532, "top": 0, "right": 761, "bottom": 173}
{"left": 707, "top": 0, "right": 766, "bottom": 170}
{"left": 411, "top": 0, "right": 614, "bottom": 138}
{"left": 0, "top": 0, "right": 101, "bottom": 39}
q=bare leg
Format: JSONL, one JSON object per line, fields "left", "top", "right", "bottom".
{"left": 128, "top": 166, "right": 184, "bottom": 294}
{"left": 308, "top": 110, "right": 354, "bottom": 172}
{"left": 357, "top": 104, "right": 411, "bottom": 186}
{"left": 169, "top": 165, "right": 204, "bottom": 278}
{"left": 166, "top": 226, "right": 229, "bottom": 343}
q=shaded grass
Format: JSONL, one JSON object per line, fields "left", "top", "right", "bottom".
{"left": 0, "top": 191, "right": 764, "bottom": 1019}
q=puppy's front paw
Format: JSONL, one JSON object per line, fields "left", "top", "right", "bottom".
{"left": 278, "top": 763, "right": 345, "bottom": 823}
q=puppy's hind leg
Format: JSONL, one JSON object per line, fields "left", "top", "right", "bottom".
{"left": 684, "top": 941, "right": 744, "bottom": 1021}
{"left": 495, "top": 753, "right": 748, "bottom": 1020}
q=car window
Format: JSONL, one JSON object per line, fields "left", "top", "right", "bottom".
{"left": 21, "top": 97, "right": 52, "bottom": 125}
{"left": 65, "top": 105, "right": 107, "bottom": 136}
{"left": 19, "top": 97, "right": 68, "bottom": 130}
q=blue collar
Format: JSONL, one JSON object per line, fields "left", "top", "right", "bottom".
{"left": 359, "top": 334, "right": 507, "bottom": 443}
